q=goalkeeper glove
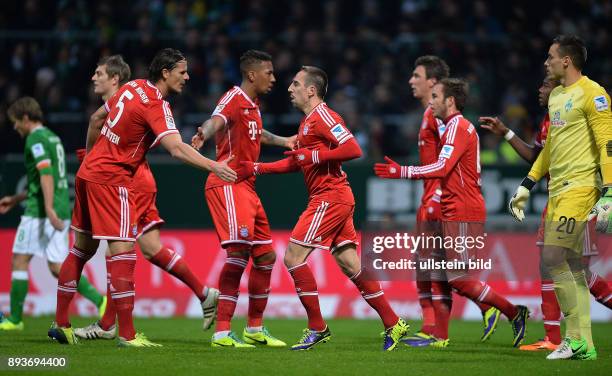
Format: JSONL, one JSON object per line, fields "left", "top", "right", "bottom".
{"left": 508, "top": 177, "right": 536, "bottom": 222}
{"left": 588, "top": 187, "right": 612, "bottom": 233}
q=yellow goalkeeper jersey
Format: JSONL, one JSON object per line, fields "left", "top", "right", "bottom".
{"left": 528, "top": 75, "right": 612, "bottom": 197}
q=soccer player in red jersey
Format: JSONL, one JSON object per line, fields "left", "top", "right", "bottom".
{"left": 191, "top": 50, "right": 294, "bottom": 348}
{"left": 404, "top": 56, "right": 501, "bottom": 347}
{"left": 47, "top": 48, "right": 236, "bottom": 347}
{"left": 375, "top": 78, "right": 529, "bottom": 348}
{"left": 237, "top": 66, "right": 409, "bottom": 351}
{"left": 73, "top": 55, "right": 220, "bottom": 341}
{"left": 480, "top": 76, "right": 611, "bottom": 351}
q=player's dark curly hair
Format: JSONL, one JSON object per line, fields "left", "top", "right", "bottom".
{"left": 98, "top": 54, "right": 131, "bottom": 85}
{"left": 439, "top": 78, "right": 469, "bottom": 111}
{"left": 239, "top": 50, "right": 272, "bottom": 77}
{"left": 552, "top": 35, "right": 587, "bottom": 70}
{"left": 8, "top": 97, "right": 44, "bottom": 123}
{"left": 414, "top": 55, "right": 450, "bottom": 81}
{"left": 300, "top": 66, "right": 328, "bottom": 99}
{"left": 148, "top": 48, "right": 186, "bottom": 82}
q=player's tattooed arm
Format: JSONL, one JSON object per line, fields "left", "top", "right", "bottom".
{"left": 479, "top": 116, "right": 541, "bottom": 163}
{"left": 192, "top": 117, "right": 225, "bottom": 150}
{"left": 86, "top": 105, "right": 108, "bottom": 152}
{"left": 261, "top": 129, "right": 297, "bottom": 149}
{"left": 0, "top": 191, "right": 27, "bottom": 214}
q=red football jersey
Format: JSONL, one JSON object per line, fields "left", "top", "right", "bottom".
{"left": 131, "top": 161, "right": 157, "bottom": 193}
{"left": 418, "top": 105, "right": 445, "bottom": 206}
{"left": 206, "top": 86, "right": 263, "bottom": 190}
{"left": 295, "top": 102, "right": 355, "bottom": 205}
{"left": 534, "top": 113, "right": 550, "bottom": 148}
{"left": 78, "top": 79, "right": 179, "bottom": 186}
{"left": 410, "top": 113, "right": 485, "bottom": 222}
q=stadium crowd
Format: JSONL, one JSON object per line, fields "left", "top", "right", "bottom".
{"left": 0, "top": 0, "right": 610, "bottom": 162}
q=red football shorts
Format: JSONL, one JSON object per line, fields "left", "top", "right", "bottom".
{"left": 134, "top": 191, "right": 164, "bottom": 238}
{"left": 205, "top": 183, "right": 273, "bottom": 256}
{"left": 536, "top": 204, "right": 598, "bottom": 256}
{"left": 71, "top": 176, "right": 137, "bottom": 241}
{"left": 441, "top": 221, "right": 485, "bottom": 263}
{"left": 290, "top": 200, "right": 358, "bottom": 252}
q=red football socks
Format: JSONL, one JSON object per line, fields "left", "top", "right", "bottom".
{"left": 247, "top": 259, "right": 274, "bottom": 328}
{"left": 450, "top": 279, "right": 518, "bottom": 319}
{"left": 541, "top": 280, "right": 562, "bottom": 345}
{"left": 416, "top": 279, "right": 435, "bottom": 335}
{"left": 56, "top": 247, "right": 94, "bottom": 327}
{"left": 109, "top": 250, "right": 137, "bottom": 341}
{"left": 150, "top": 247, "right": 205, "bottom": 301}
{"left": 215, "top": 256, "right": 248, "bottom": 332}
{"left": 98, "top": 255, "right": 117, "bottom": 330}
{"left": 431, "top": 280, "right": 453, "bottom": 340}
{"left": 350, "top": 270, "right": 399, "bottom": 329}
{"left": 288, "top": 262, "right": 326, "bottom": 331}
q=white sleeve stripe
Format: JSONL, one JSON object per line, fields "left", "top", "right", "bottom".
{"left": 337, "top": 134, "right": 353, "bottom": 144}
{"left": 150, "top": 130, "right": 180, "bottom": 148}
{"left": 212, "top": 113, "right": 228, "bottom": 125}
{"left": 317, "top": 108, "right": 335, "bottom": 126}
{"left": 104, "top": 102, "right": 110, "bottom": 112}
{"left": 312, "top": 150, "right": 319, "bottom": 164}
{"left": 446, "top": 122, "right": 458, "bottom": 144}
{"left": 412, "top": 159, "right": 446, "bottom": 174}
{"left": 219, "top": 88, "right": 240, "bottom": 106}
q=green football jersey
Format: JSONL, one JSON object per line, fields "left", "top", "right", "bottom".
{"left": 23, "top": 126, "right": 70, "bottom": 219}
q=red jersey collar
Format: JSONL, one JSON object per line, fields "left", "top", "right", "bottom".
{"left": 443, "top": 112, "right": 462, "bottom": 124}
{"left": 235, "top": 86, "right": 258, "bottom": 107}
{"left": 305, "top": 101, "right": 326, "bottom": 120}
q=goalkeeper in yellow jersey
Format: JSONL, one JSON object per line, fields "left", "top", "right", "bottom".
{"left": 508, "top": 35, "right": 611, "bottom": 361}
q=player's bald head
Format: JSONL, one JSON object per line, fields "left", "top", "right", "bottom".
{"left": 239, "top": 50, "right": 272, "bottom": 78}
{"left": 300, "top": 66, "right": 328, "bottom": 99}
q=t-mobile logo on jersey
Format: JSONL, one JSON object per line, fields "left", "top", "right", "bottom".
{"left": 248, "top": 121, "right": 260, "bottom": 141}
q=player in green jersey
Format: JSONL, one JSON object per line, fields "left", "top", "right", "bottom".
{"left": 0, "top": 97, "right": 106, "bottom": 331}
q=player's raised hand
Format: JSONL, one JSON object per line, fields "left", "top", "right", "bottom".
{"left": 478, "top": 116, "right": 508, "bottom": 136}
{"left": 284, "top": 148, "right": 317, "bottom": 166}
{"left": 588, "top": 188, "right": 612, "bottom": 233}
{"left": 0, "top": 196, "right": 17, "bottom": 214}
{"left": 374, "top": 156, "right": 407, "bottom": 179}
{"left": 212, "top": 155, "right": 237, "bottom": 182}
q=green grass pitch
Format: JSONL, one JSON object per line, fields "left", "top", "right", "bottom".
{"left": 0, "top": 317, "right": 609, "bottom": 375}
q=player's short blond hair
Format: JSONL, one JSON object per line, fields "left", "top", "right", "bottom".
{"left": 98, "top": 54, "right": 131, "bottom": 85}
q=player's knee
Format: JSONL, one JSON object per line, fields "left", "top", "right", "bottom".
{"left": 541, "top": 247, "right": 566, "bottom": 269}
{"left": 253, "top": 251, "right": 275, "bottom": 266}
{"left": 226, "top": 246, "right": 250, "bottom": 260}
{"left": 11, "top": 255, "right": 30, "bottom": 271}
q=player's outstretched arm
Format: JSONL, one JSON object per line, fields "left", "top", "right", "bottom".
{"left": 161, "top": 133, "right": 236, "bottom": 182}
{"left": 191, "top": 117, "right": 224, "bottom": 150}
{"left": 262, "top": 129, "right": 297, "bottom": 149}
{"left": 479, "top": 116, "right": 542, "bottom": 163}
{"left": 235, "top": 157, "right": 300, "bottom": 182}
{"left": 40, "top": 174, "right": 65, "bottom": 231}
{"left": 86, "top": 105, "right": 108, "bottom": 152}
{"left": 0, "top": 191, "right": 27, "bottom": 214}
{"left": 284, "top": 138, "right": 362, "bottom": 166}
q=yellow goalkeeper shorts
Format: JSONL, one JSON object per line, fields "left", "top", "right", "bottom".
{"left": 543, "top": 187, "right": 600, "bottom": 253}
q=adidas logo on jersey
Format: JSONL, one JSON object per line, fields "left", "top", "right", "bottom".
{"left": 65, "top": 280, "right": 78, "bottom": 288}
{"left": 314, "top": 236, "right": 322, "bottom": 242}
